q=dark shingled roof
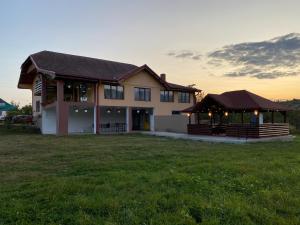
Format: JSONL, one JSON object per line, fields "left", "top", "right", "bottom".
{"left": 19, "top": 51, "right": 200, "bottom": 92}
{"left": 29, "top": 51, "right": 138, "bottom": 81}
{"left": 183, "top": 90, "right": 291, "bottom": 112}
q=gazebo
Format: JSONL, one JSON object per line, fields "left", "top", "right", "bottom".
{"left": 183, "top": 90, "right": 291, "bottom": 138}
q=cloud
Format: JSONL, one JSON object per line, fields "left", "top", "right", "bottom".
{"left": 167, "top": 50, "right": 201, "bottom": 60}
{"left": 225, "top": 70, "right": 299, "bottom": 79}
{"left": 208, "top": 33, "right": 300, "bottom": 79}
{"left": 175, "top": 52, "right": 194, "bottom": 58}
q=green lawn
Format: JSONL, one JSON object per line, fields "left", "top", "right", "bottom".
{"left": 0, "top": 128, "right": 300, "bottom": 225}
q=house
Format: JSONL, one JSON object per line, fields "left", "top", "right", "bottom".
{"left": 0, "top": 98, "right": 14, "bottom": 120}
{"left": 183, "top": 90, "right": 291, "bottom": 138}
{"left": 18, "top": 51, "right": 200, "bottom": 135}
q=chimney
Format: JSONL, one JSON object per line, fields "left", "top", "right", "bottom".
{"left": 160, "top": 73, "right": 166, "bottom": 81}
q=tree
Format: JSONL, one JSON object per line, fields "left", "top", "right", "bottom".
{"left": 7, "top": 102, "right": 32, "bottom": 116}
{"left": 195, "top": 91, "right": 205, "bottom": 103}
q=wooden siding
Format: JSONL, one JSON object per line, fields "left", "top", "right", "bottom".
{"left": 187, "top": 123, "right": 289, "bottom": 138}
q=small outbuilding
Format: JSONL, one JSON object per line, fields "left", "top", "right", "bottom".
{"left": 0, "top": 98, "right": 15, "bottom": 120}
{"left": 183, "top": 90, "right": 291, "bottom": 138}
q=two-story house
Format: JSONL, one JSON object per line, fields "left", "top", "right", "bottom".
{"left": 18, "top": 51, "right": 200, "bottom": 135}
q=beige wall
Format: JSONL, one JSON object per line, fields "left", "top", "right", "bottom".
{"left": 98, "top": 71, "right": 194, "bottom": 116}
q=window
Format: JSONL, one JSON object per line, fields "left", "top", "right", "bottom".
{"left": 160, "top": 91, "right": 174, "bottom": 102}
{"left": 36, "top": 101, "right": 40, "bottom": 112}
{"left": 178, "top": 92, "right": 190, "bottom": 103}
{"left": 134, "top": 88, "right": 151, "bottom": 101}
{"left": 64, "top": 82, "right": 94, "bottom": 103}
{"left": 104, "top": 84, "right": 124, "bottom": 99}
{"left": 34, "top": 79, "right": 42, "bottom": 96}
{"left": 172, "top": 111, "right": 181, "bottom": 115}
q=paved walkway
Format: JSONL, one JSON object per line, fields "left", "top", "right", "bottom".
{"left": 143, "top": 131, "right": 295, "bottom": 144}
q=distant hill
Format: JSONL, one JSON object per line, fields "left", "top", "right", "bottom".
{"left": 280, "top": 99, "right": 300, "bottom": 110}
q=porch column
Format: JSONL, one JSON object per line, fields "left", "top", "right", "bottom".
{"left": 56, "top": 80, "right": 68, "bottom": 135}
{"left": 271, "top": 111, "right": 274, "bottom": 124}
{"left": 94, "top": 83, "right": 100, "bottom": 134}
{"left": 126, "top": 107, "right": 132, "bottom": 132}
{"left": 197, "top": 112, "right": 200, "bottom": 124}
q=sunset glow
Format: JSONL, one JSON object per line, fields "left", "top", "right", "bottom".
{"left": 0, "top": 0, "right": 300, "bottom": 105}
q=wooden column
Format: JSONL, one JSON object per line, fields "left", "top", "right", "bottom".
{"left": 56, "top": 80, "right": 68, "bottom": 135}
{"left": 41, "top": 76, "right": 47, "bottom": 105}
{"left": 197, "top": 112, "right": 200, "bottom": 124}
{"left": 241, "top": 112, "right": 244, "bottom": 124}
{"left": 271, "top": 111, "right": 274, "bottom": 124}
{"left": 283, "top": 111, "right": 287, "bottom": 123}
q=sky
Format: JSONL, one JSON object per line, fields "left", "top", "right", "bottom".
{"left": 0, "top": 0, "right": 300, "bottom": 105}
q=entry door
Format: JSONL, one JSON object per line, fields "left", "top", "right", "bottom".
{"left": 132, "top": 109, "right": 141, "bottom": 130}
{"left": 132, "top": 109, "right": 150, "bottom": 131}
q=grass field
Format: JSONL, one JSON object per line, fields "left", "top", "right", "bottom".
{"left": 0, "top": 127, "right": 300, "bottom": 225}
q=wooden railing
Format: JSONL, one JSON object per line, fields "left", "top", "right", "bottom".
{"left": 226, "top": 123, "right": 289, "bottom": 138}
{"left": 187, "top": 124, "right": 212, "bottom": 135}
{"left": 187, "top": 123, "right": 289, "bottom": 138}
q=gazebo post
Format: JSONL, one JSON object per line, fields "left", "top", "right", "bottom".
{"left": 283, "top": 111, "right": 287, "bottom": 123}
{"left": 241, "top": 112, "right": 244, "bottom": 124}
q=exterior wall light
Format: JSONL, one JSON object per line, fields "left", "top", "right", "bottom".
{"left": 106, "top": 109, "right": 111, "bottom": 114}
{"left": 84, "top": 109, "right": 88, "bottom": 113}
{"left": 208, "top": 112, "right": 212, "bottom": 117}
{"left": 224, "top": 112, "right": 228, "bottom": 117}
{"left": 117, "top": 109, "right": 121, "bottom": 114}
{"left": 137, "top": 110, "right": 140, "bottom": 114}
{"left": 74, "top": 109, "right": 79, "bottom": 113}
{"left": 254, "top": 110, "right": 259, "bottom": 116}
{"left": 187, "top": 113, "right": 191, "bottom": 117}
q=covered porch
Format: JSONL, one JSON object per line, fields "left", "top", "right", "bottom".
{"left": 183, "top": 90, "right": 291, "bottom": 138}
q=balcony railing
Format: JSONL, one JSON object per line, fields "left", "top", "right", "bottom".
{"left": 100, "top": 123, "right": 127, "bottom": 133}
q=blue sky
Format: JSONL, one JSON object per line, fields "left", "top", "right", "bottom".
{"left": 1, "top": 0, "right": 300, "bottom": 105}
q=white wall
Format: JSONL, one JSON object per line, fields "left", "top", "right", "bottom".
{"left": 0, "top": 111, "right": 7, "bottom": 117}
{"left": 42, "top": 107, "right": 56, "bottom": 134}
{"left": 68, "top": 107, "right": 94, "bottom": 133}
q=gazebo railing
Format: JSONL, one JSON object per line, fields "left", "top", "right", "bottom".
{"left": 187, "top": 123, "right": 289, "bottom": 138}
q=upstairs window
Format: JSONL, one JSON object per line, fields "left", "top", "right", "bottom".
{"left": 36, "top": 100, "right": 40, "bottom": 112}
{"left": 160, "top": 90, "right": 174, "bottom": 102}
{"left": 104, "top": 84, "right": 124, "bottom": 99}
{"left": 134, "top": 88, "right": 151, "bottom": 101}
{"left": 178, "top": 92, "right": 190, "bottom": 103}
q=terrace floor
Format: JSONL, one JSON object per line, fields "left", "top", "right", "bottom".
{"left": 143, "top": 131, "right": 295, "bottom": 144}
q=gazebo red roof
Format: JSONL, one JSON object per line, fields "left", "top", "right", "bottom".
{"left": 183, "top": 90, "right": 291, "bottom": 113}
